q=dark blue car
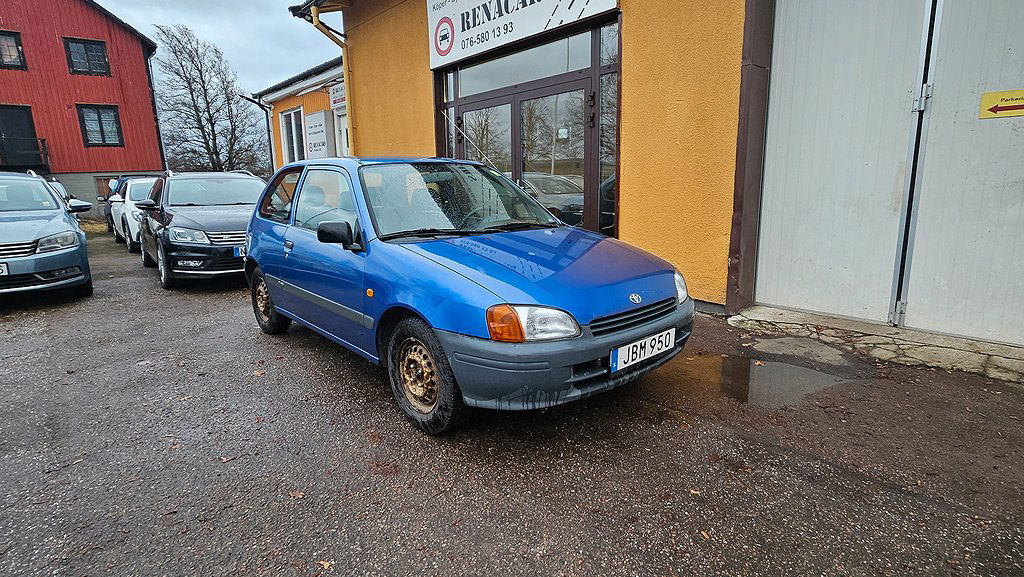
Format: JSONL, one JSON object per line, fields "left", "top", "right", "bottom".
{"left": 246, "top": 158, "right": 693, "bottom": 433}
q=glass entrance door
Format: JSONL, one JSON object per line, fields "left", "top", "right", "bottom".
{"left": 455, "top": 79, "right": 600, "bottom": 231}
{"left": 519, "top": 81, "right": 590, "bottom": 228}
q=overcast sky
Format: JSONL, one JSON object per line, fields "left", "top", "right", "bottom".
{"left": 98, "top": 0, "right": 344, "bottom": 94}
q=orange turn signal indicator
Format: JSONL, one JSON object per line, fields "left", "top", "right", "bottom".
{"left": 486, "top": 304, "right": 525, "bottom": 343}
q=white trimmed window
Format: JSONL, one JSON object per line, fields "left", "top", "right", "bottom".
{"left": 281, "top": 108, "right": 305, "bottom": 163}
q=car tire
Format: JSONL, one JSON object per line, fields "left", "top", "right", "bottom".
{"left": 123, "top": 219, "right": 140, "bottom": 253}
{"left": 106, "top": 214, "right": 114, "bottom": 233}
{"left": 250, "top": 267, "right": 291, "bottom": 335}
{"left": 113, "top": 222, "right": 125, "bottom": 244}
{"left": 387, "top": 317, "right": 469, "bottom": 435}
{"left": 69, "top": 278, "right": 93, "bottom": 298}
{"left": 157, "top": 243, "right": 177, "bottom": 290}
{"left": 141, "top": 244, "right": 156, "bottom": 268}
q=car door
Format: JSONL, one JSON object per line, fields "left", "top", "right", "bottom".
{"left": 109, "top": 180, "right": 127, "bottom": 230}
{"left": 279, "top": 166, "right": 368, "bottom": 349}
{"left": 252, "top": 166, "right": 304, "bottom": 307}
{"left": 140, "top": 179, "right": 165, "bottom": 256}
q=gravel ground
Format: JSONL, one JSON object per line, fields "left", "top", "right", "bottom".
{"left": 1, "top": 231, "right": 1021, "bottom": 577}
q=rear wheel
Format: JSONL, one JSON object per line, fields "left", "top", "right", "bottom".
{"left": 157, "top": 243, "right": 177, "bottom": 290}
{"left": 387, "top": 317, "right": 469, "bottom": 434}
{"left": 250, "top": 267, "right": 291, "bottom": 334}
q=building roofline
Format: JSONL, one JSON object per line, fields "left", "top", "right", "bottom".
{"left": 253, "top": 56, "right": 344, "bottom": 98}
{"left": 84, "top": 0, "right": 158, "bottom": 55}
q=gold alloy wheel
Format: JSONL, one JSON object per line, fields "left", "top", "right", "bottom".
{"left": 254, "top": 278, "right": 271, "bottom": 322}
{"left": 398, "top": 338, "right": 439, "bottom": 414}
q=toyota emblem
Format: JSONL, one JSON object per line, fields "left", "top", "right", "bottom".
{"left": 629, "top": 293, "right": 642, "bottom": 304}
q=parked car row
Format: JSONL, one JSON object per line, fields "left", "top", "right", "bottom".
{"left": 7, "top": 160, "right": 694, "bottom": 435}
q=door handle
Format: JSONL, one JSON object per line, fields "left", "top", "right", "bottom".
{"left": 284, "top": 240, "right": 294, "bottom": 250}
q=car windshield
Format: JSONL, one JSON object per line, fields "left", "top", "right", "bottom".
{"left": 0, "top": 178, "right": 61, "bottom": 212}
{"left": 167, "top": 177, "right": 265, "bottom": 206}
{"left": 127, "top": 178, "right": 157, "bottom": 201}
{"left": 360, "top": 163, "right": 559, "bottom": 239}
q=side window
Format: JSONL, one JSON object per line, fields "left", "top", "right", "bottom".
{"left": 259, "top": 168, "right": 303, "bottom": 223}
{"left": 293, "top": 169, "right": 356, "bottom": 232}
{"left": 150, "top": 179, "right": 163, "bottom": 205}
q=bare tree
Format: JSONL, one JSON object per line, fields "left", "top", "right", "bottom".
{"left": 154, "top": 25, "right": 269, "bottom": 177}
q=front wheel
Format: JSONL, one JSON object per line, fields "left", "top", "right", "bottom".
{"left": 113, "top": 221, "right": 125, "bottom": 244}
{"left": 141, "top": 243, "right": 156, "bottom": 268}
{"left": 156, "top": 243, "right": 176, "bottom": 290}
{"left": 68, "top": 278, "right": 93, "bottom": 298}
{"left": 124, "top": 220, "right": 140, "bottom": 253}
{"left": 387, "top": 317, "right": 469, "bottom": 434}
{"left": 250, "top": 267, "right": 291, "bottom": 334}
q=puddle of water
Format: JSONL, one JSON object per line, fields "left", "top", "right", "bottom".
{"left": 633, "top": 354, "right": 849, "bottom": 409}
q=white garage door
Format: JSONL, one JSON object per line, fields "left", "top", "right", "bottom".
{"left": 900, "top": 0, "right": 1024, "bottom": 345}
{"left": 756, "top": 0, "right": 931, "bottom": 322}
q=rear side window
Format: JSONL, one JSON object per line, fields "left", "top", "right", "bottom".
{"left": 293, "top": 169, "right": 356, "bottom": 232}
{"left": 259, "top": 168, "right": 303, "bottom": 223}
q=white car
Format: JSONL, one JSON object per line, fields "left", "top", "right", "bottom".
{"left": 109, "top": 177, "right": 156, "bottom": 253}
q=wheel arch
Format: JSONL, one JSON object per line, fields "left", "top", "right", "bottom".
{"left": 375, "top": 305, "right": 431, "bottom": 366}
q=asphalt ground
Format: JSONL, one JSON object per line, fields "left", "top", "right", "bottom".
{"left": 1, "top": 229, "right": 1021, "bottom": 576}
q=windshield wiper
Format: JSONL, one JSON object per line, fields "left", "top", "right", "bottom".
{"left": 378, "top": 228, "right": 481, "bottom": 241}
{"left": 214, "top": 202, "right": 255, "bottom": 206}
{"left": 477, "top": 222, "right": 561, "bottom": 233}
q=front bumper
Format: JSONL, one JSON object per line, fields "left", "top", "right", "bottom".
{"left": 0, "top": 245, "right": 91, "bottom": 294}
{"left": 166, "top": 242, "right": 245, "bottom": 278}
{"left": 437, "top": 298, "right": 695, "bottom": 410}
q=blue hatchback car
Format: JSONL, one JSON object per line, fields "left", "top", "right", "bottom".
{"left": 246, "top": 158, "right": 693, "bottom": 433}
{"left": 0, "top": 172, "right": 93, "bottom": 298}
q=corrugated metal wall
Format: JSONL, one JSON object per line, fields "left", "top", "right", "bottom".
{"left": 0, "top": 0, "right": 163, "bottom": 174}
{"left": 901, "top": 0, "right": 1024, "bottom": 345}
{"left": 756, "top": 0, "right": 928, "bottom": 322}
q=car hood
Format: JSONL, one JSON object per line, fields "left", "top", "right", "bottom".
{"left": 167, "top": 205, "right": 256, "bottom": 231}
{"left": 0, "top": 210, "right": 75, "bottom": 243}
{"left": 400, "top": 227, "right": 678, "bottom": 325}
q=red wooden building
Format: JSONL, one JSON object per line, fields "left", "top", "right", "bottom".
{"left": 0, "top": 0, "right": 164, "bottom": 208}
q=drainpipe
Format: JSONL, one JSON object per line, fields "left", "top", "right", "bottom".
{"left": 241, "top": 93, "right": 274, "bottom": 171}
{"left": 309, "top": 6, "right": 355, "bottom": 156}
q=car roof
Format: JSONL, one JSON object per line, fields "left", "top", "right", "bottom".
{"left": 0, "top": 171, "right": 46, "bottom": 181}
{"left": 167, "top": 172, "right": 263, "bottom": 180}
{"left": 280, "top": 157, "right": 485, "bottom": 171}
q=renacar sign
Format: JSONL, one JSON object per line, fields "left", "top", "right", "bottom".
{"left": 427, "top": 0, "right": 617, "bottom": 69}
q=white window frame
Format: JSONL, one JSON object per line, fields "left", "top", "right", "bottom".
{"left": 280, "top": 107, "right": 306, "bottom": 163}
{"left": 334, "top": 110, "right": 349, "bottom": 157}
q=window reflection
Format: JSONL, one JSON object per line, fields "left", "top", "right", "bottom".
{"left": 599, "top": 72, "right": 619, "bottom": 236}
{"left": 462, "top": 104, "right": 512, "bottom": 172}
{"left": 521, "top": 90, "right": 586, "bottom": 226}
{"left": 459, "top": 32, "right": 590, "bottom": 97}
{"left": 600, "top": 22, "right": 620, "bottom": 67}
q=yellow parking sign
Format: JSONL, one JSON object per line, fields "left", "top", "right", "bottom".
{"left": 980, "top": 89, "right": 1024, "bottom": 119}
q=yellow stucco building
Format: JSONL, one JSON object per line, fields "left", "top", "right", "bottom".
{"left": 285, "top": 0, "right": 768, "bottom": 314}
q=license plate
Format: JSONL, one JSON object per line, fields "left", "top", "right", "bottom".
{"left": 610, "top": 328, "right": 676, "bottom": 373}
{"left": 233, "top": 246, "right": 246, "bottom": 258}
{"left": 0, "top": 263, "right": 7, "bottom": 276}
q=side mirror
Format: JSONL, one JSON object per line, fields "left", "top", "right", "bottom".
{"left": 135, "top": 199, "right": 159, "bottom": 211}
{"left": 108, "top": 194, "right": 124, "bottom": 203}
{"left": 67, "top": 199, "right": 93, "bottom": 213}
{"left": 96, "top": 195, "right": 106, "bottom": 202}
{"left": 108, "top": 178, "right": 118, "bottom": 192}
{"left": 317, "top": 221, "right": 362, "bottom": 251}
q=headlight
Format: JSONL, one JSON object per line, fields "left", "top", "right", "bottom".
{"left": 168, "top": 227, "right": 209, "bottom": 244}
{"left": 36, "top": 231, "right": 79, "bottom": 253}
{"left": 486, "top": 304, "right": 580, "bottom": 342}
{"left": 674, "top": 271, "right": 688, "bottom": 303}
{"left": 131, "top": 211, "right": 143, "bottom": 222}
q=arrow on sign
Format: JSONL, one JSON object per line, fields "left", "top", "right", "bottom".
{"left": 987, "top": 103, "right": 1024, "bottom": 114}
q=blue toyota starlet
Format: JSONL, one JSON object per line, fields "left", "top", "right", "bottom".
{"left": 246, "top": 158, "right": 693, "bottom": 433}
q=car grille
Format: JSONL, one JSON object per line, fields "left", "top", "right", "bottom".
{"left": 206, "top": 254, "right": 244, "bottom": 271}
{"left": 206, "top": 231, "right": 246, "bottom": 245}
{"left": 0, "top": 241, "right": 37, "bottom": 258}
{"left": 0, "top": 273, "right": 47, "bottom": 290}
{"left": 589, "top": 298, "right": 677, "bottom": 336}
